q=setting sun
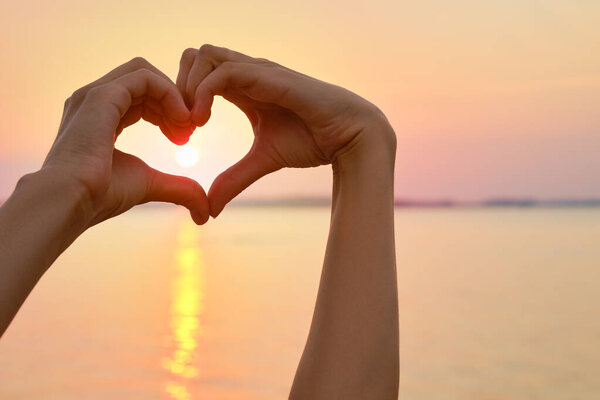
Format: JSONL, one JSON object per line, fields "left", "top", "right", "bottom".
{"left": 176, "top": 145, "right": 199, "bottom": 168}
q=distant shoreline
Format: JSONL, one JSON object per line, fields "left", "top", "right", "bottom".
{"left": 227, "top": 197, "right": 600, "bottom": 208}
{"left": 2, "top": 197, "right": 600, "bottom": 209}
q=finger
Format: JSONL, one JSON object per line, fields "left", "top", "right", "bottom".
{"left": 189, "top": 53, "right": 335, "bottom": 127}
{"left": 191, "top": 61, "right": 320, "bottom": 127}
{"left": 176, "top": 48, "right": 197, "bottom": 107}
{"left": 143, "top": 97, "right": 192, "bottom": 128}
{"left": 185, "top": 44, "right": 254, "bottom": 107}
{"left": 115, "top": 104, "right": 144, "bottom": 137}
{"left": 190, "top": 61, "right": 259, "bottom": 125}
{"left": 111, "top": 69, "right": 190, "bottom": 121}
{"left": 82, "top": 68, "right": 192, "bottom": 144}
{"left": 66, "top": 57, "right": 175, "bottom": 118}
{"left": 115, "top": 104, "right": 185, "bottom": 143}
{"left": 142, "top": 98, "right": 194, "bottom": 142}
{"left": 208, "top": 151, "right": 279, "bottom": 218}
{"left": 145, "top": 168, "right": 210, "bottom": 225}
{"left": 97, "top": 57, "right": 174, "bottom": 86}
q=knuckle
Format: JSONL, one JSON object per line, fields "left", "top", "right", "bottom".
{"left": 85, "top": 85, "right": 106, "bottom": 99}
{"left": 129, "top": 56, "right": 149, "bottom": 69}
{"left": 271, "top": 62, "right": 288, "bottom": 74}
{"left": 219, "top": 61, "right": 236, "bottom": 72}
{"left": 86, "top": 84, "right": 122, "bottom": 102}
{"left": 198, "top": 43, "right": 215, "bottom": 55}
{"left": 181, "top": 48, "right": 197, "bottom": 63}
{"left": 129, "top": 68, "right": 155, "bottom": 84}
{"left": 135, "top": 67, "right": 153, "bottom": 78}
{"left": 70, "top": 87, "right": 89, "bottom": 103}
{"left": 254, "top": 57, "right": 271, "bottom": 65}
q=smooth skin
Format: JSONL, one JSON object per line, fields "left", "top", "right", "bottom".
{"left": 0, "top": 46, "right": 398, "bottom": 399}
{"left": 0, "top": 57, "right": 209, "bottom": 336}
{"left": 179, "top": 44, "right": 399, "bottom": 399}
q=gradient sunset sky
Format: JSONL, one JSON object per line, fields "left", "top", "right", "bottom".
{"left": 1, "top": 0, "right": 598, "bottom": 201}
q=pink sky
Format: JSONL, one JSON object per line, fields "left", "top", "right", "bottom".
{"left": 1, "top": 0, "right": 599, "bottom": 201}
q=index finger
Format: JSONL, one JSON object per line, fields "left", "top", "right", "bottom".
{"left": 190, "top": 61, "right": 322, "bottom": 126}
{"left": 81, "top": 68, "right": 192, "bottom": 144}
{"left": 183, "top": 44, "right": 254, "bottom": 106}
{"left": 65, "top": 57, "right": 176, "bottom": 119}
{"left": 176, "top": 48, "right": 197, "bottom": 107}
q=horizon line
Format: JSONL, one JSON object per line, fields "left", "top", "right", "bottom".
{"left": 2, "top": 196, "right": 600, "bottom": 209}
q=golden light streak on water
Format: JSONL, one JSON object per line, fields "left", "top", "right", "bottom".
{"left": 162, "top": 220, "right": 205, "bottom": 399}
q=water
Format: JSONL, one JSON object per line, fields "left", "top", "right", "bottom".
{"left": 1, "top": 207, "right": 599, "bottom": 399}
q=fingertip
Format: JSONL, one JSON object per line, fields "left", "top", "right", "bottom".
{"left": 191, "top": 208, "right": 210, "bottom": 225}
{"left": 175, "top": 126, "right": 196, "bottom": 145}
{"left": 163, "top": 122, "right": 193, "bottom": 145}
{"left": 191, "top": 104, "right": 211, "bottom": 127}
{"left": 211, "top": 208, "right": 223, "bottom": 219}
{"left": 184, "top": 182, "right": 209, "bottom": 225}
{"left": 208, "top": 196, "right": 226, "bottom": 218}
{"left": 164, "top": 131, "right": 189, "bottom": 146}
{"left": 182, "top": 125, "right": 196, "bottom": 138}
{"left": 193, "top": 180, "right": 210, "bottom": 224}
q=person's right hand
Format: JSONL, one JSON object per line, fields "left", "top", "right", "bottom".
{"left": 41, "top": 57, "right": 210, "bottom": 227}
{"left": 177, "top": 45, "right": 396, "bottom": 217}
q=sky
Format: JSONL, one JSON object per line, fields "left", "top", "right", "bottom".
{"left": 0, "top": 0, "right": 599, "bottom": 201}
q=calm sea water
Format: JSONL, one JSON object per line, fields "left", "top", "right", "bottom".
{"left": 1, "top": 207, "right": 599, "bottom": 399}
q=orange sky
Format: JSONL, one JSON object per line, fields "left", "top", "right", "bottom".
{"left": 1, "top": 0, "right": 599, "bottom": 201}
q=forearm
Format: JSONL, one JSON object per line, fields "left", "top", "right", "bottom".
{"left": 0, "top": 169, "right": 89, "bottom": 336}
{"left": 290, "top": 126, "right": 399, "bottom": 399}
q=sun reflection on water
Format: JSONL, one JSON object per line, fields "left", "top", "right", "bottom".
{"left": 162, "top": 220, "right": 205, "bottom": 400}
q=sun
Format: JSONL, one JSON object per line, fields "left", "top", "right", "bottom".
{"left": 176, "top": 145, "right": 199, "bottom": 168}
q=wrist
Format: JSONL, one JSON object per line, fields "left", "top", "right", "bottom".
{"left": 332, "top": 120, "right": 396, "bottom": 182}
{"left": 15, "top": 168, "right": 94, "bottom": 234}
{"left": 0, "top": 169, "right": 92, "bottom": 321}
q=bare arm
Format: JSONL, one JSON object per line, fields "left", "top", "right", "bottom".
{"left": 0, "top": 171, "right": 89, "bottom": 336}
{"left": 0, "top": 58, "right": 209, "bottom": 337}
{"left": 179, "top": 44, "right": 399, "bottom": 399}
{"left": 290, "top": 129, "right": 398, "bottom": 399}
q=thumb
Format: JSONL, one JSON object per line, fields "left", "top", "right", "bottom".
{"left": 208, "top": 152, "right": 279, "bottom": 218}
{"left": 144, "top": 168, "right": 210, "bottom": 225}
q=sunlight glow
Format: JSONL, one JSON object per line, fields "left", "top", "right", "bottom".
{"left": 163, "top": 221, "right": 205, "bottom": 399}
{"left": 176, "top": 145, "right": 199, "bottom": 168}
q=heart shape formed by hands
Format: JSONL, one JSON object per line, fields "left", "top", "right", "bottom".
{"left": 44, "top": 44, "right": 390, "bottom": 230}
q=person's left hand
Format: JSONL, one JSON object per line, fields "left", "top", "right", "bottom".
{"left": 176, "top": 45, "right": 395, "bottom": 217}
{"left": 42, "top": 57, "right": 210, "bottom": 227}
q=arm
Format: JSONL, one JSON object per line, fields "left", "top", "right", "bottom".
{"left": 290, "top": 128, "right": 398, "bottom": 399}
{"left": 179, "top": 45, "right": 399, "bottom": 399}
{"left": 0, "top": 58, "right": 209, "bottom": 337}
{"left": 0, "top": 171, "right": 89, "bottom": 336}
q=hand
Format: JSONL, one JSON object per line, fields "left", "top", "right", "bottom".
{"left": 177, "top": 45, "right": 396, "bottom": 217}
{"left": 42, "top": 57, "right": 210, "bottom": 226}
